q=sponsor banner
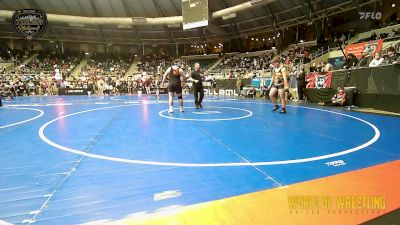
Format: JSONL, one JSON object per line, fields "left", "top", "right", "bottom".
{"left": 345, "top": 39, "right": 383, "bottom": 59}
{"left": 63, "top": 88, "right": 88, "bottom": 95}
{"left": 251, "top": 78, "right": 262, "bottom": 88}
{"left": 218, "top": 89, "right": 236, "bottom": 96}
{"left": 186, "top": 82, "right": 212, "bottom": 88}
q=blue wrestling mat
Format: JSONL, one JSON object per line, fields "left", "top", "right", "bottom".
{"left": 0, "top": 95, "right": 399, "bottom": 224}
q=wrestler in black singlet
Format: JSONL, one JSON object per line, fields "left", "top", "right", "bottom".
{"left": 168, "top": 67, "right": 182, "bottom": 94}
{"left": 271, "top": 66, "right": 285, "bottom": 89}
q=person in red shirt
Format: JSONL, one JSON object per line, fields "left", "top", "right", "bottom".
{"left": 320, "top": 87, "right": 347, "bottom": 106}
{"left": 331, "top": 87, "right": 347, "bottom": 106}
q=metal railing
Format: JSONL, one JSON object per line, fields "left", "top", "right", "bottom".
{"left": 382, "top": 38, "right": 400, "bottom": 52}
{"left": 207, "top": 69, "right": 271, "bottom": 79}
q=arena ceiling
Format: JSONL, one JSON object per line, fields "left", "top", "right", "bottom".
{"left": 0, "top": 0, "right": 382, "bottom": 45}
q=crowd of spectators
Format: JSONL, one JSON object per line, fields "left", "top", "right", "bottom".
{"left": 80, "top": 53, "right": 133, "bottom": 79}
{"left": 2, "top": 52, "right": 80, "bottom": 81}
{"left": 0, "top": 72, "right": 159, "bottom": 98}
{"left": 221, "top": 53, "right": 272, "bottom": 71}
{"left": 135, "top": 57, "right": 216, "bottom": 76}
{"left": 136, "top": 57, "right": 172, "bottom": 75}
{"left": 0, "top": 51, "right": 82, "bottom": 99}
{"left": 306, "top": 45, "right": 399, "bottom": 76}
{"left": 0, "top": 74, "right": 61, "bottom": 98}
{"left": 357, "top": 28, "right": 400, "bottom": 43}
{"left": 276, "top": 46, "right": 312, "bottom": 67}
{"left": 1, "top": 27, "right": 398, "bottom": 102}
{"left": 342, "top": 46, "right": 400, "bottom": 69}
{"left": 19, "top": 53, "right": 78, "bottom": 78}
{"left": 209, "top": 53, "right": 273, "bottom": 79}
{"left": 64, "top": 74, "right": 162, "bottom": 96}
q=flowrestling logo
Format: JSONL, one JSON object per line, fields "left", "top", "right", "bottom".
{"left": 11, "top": 9, "right": 47, "bottom": 40}
{"left": 359, "top": 11, "right": 382, "bottom": 20}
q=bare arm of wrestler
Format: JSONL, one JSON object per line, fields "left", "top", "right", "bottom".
{"left": 282, "top": 67, "right": 289, "bottom": 89}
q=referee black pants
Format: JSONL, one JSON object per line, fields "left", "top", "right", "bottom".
{"left": 297, "top": 84, "right": 305, "bottom": 101}
{"left": 193, "top": 85, "right": 204, "bottom": 105}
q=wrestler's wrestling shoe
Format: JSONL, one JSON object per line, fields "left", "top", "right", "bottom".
{"left": 272, "top": 105, "right": 280, "bottom": 111}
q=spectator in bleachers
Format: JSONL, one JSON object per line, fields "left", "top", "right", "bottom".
{"left": 309, "top": 62, "right": 317, "bottom": 72}
{"left": 343, "top": 53, "right": 358, "bottom": 69}
{"left": 314, "top": 62, "right": 324, "bottom": 73}
{"left": 393, "top": 29, "right": 400, "bottom": 37}
{"left": 370, "top": 32, "right": 377, "bottom": 41}
{"left": 357, "top": 50, "right": 372, "bottom": 67}
{"left": 321, "top": 61, "right": 333, "bottom": 72}
{"left": 378, "top": 32, "right": 390, "bottom": 39}
{"left": 369, "top": 52, "right": 384, "bottom": 67}
{"left": 384, "top": 47, "right": 399, "bottom": 64}
{"left": 227, "top": 70, "right": 234, "bottom": 79}
{"left": 0, "top": 80, "right": 15, "bottom": 100}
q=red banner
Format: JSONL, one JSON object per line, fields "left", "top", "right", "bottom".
{"left": 345, "top": 39, "right": 383, "bottom": 59}
{"left": 306, "top": 72, "right": 332, "bottom": 89}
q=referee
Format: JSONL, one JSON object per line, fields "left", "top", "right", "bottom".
{"left": 190, "top": 63, "right": 205, "bottom": 109}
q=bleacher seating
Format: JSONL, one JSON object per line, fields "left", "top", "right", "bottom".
{"left": 80, "top": 53, "right": 133, "bottom": 78}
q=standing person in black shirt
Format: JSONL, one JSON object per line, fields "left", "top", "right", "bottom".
{"left": 210, "top": 77, "right": 217, "bottom": 96}
{"left": 296, "top": 65, "right": 306, "bottom": 101}
{"left": 188, "top": 63, "right": 205, "bottom": 109}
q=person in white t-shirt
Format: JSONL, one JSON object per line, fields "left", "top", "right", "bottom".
{"left": 54, "top": 65, "right": 62, "bottom": 80}
{"left": 63, "top": 80, "right": 69, "bottom": 88}
{"left": 369, "top": 52, "right": 384, "bottom": 67}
